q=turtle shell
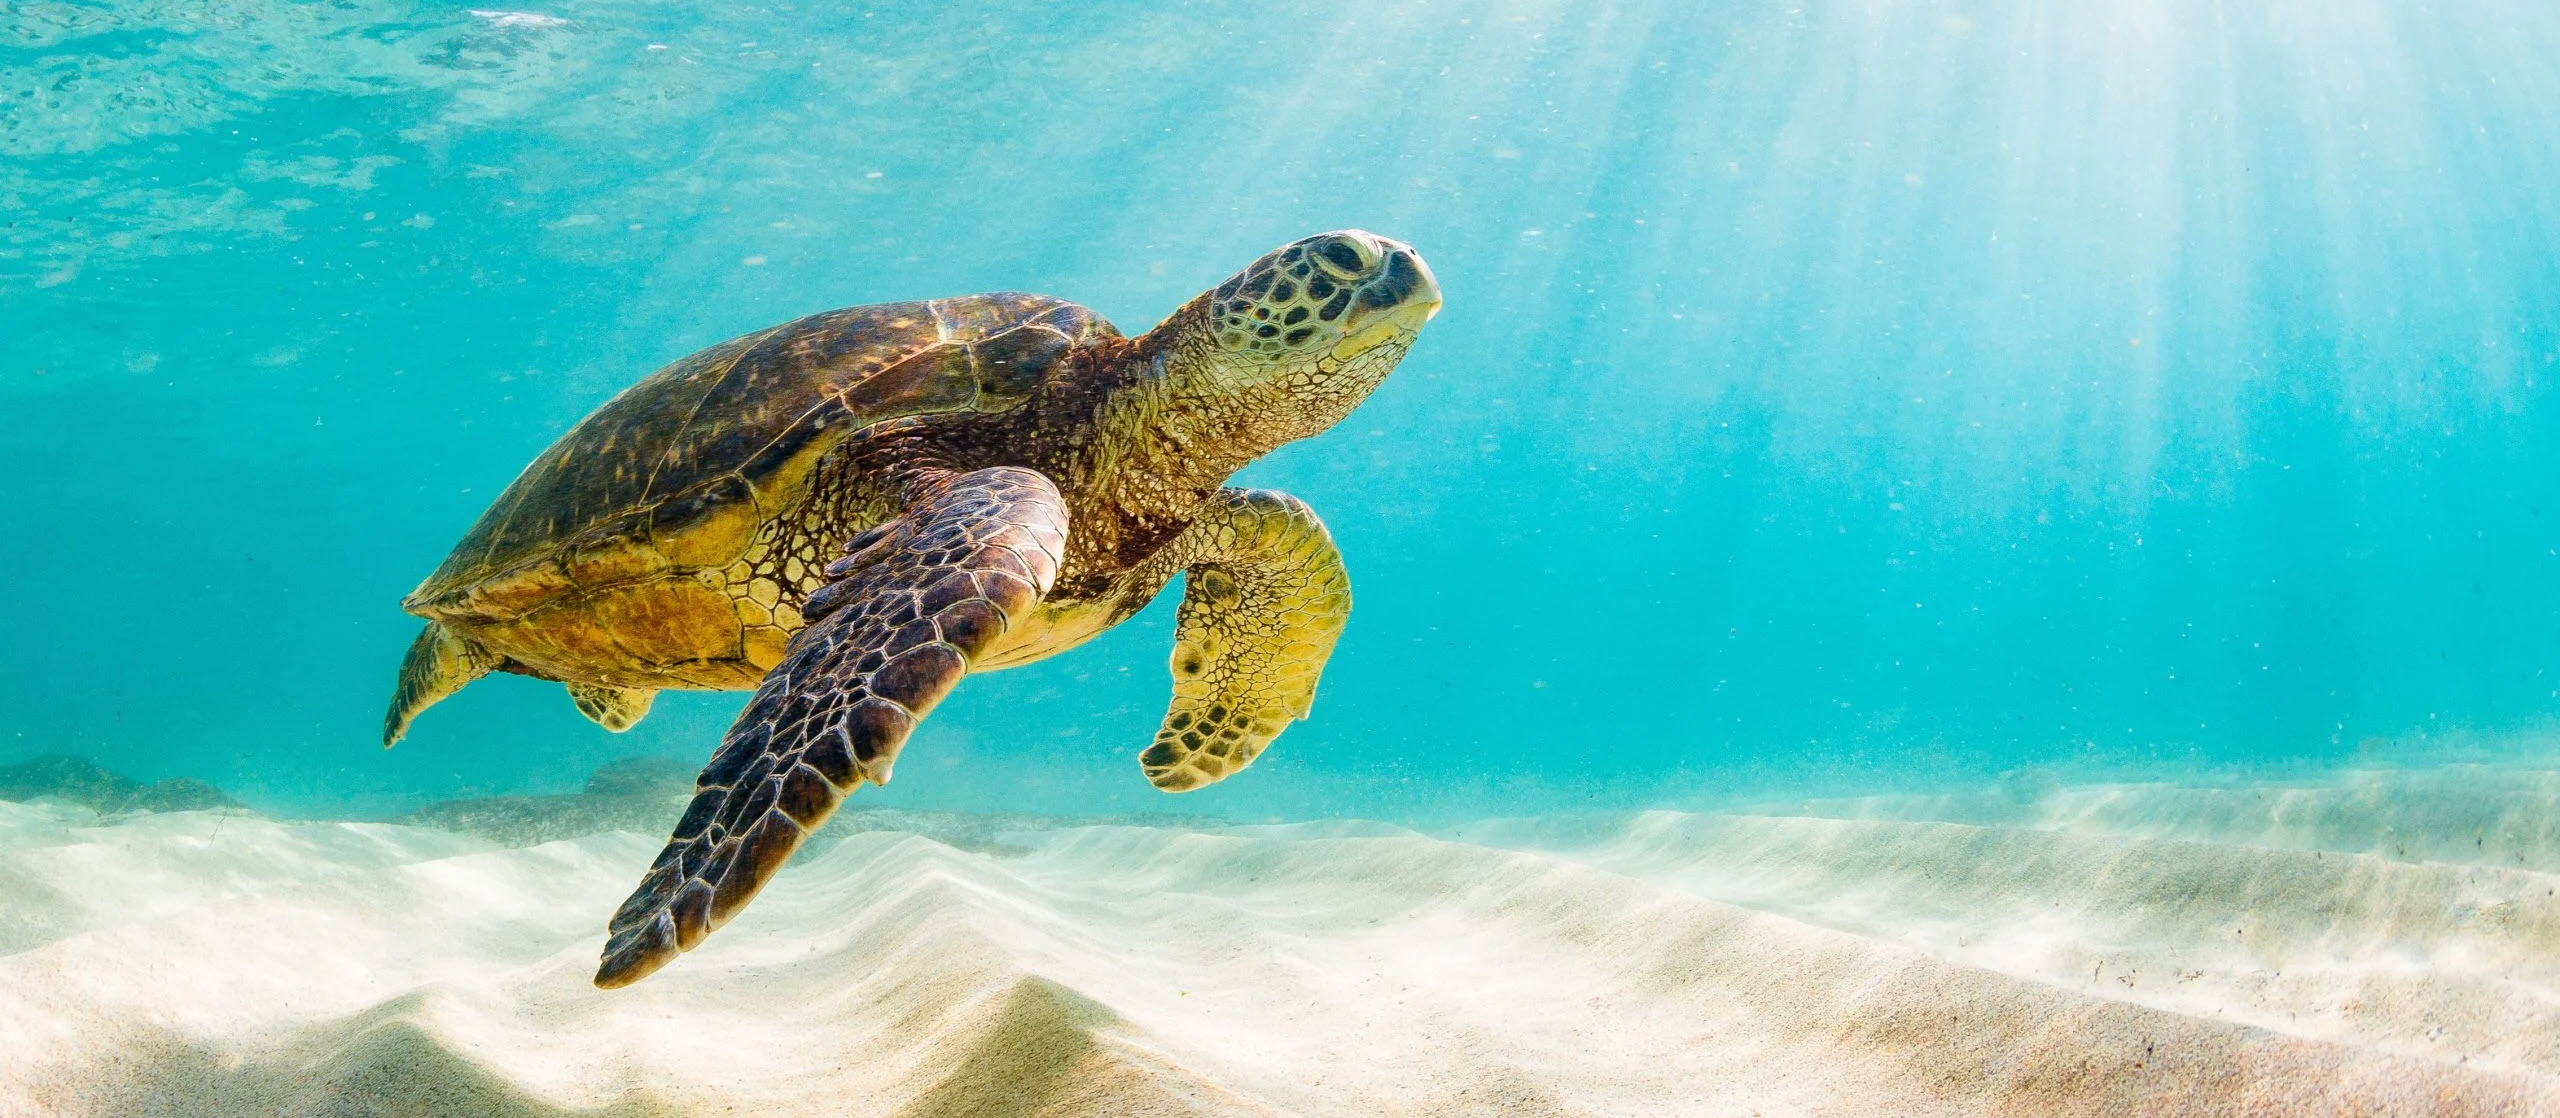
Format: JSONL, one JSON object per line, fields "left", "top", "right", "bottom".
{"left": 405, "top": 293, "right": 1116, "bottom": 627}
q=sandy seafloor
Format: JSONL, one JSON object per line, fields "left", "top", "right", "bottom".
{"left": 1, "top": 765, "right": 2555, "bottom": 1117}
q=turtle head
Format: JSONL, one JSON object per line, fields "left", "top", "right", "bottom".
{"left": 1163, "top": 230, "right": 1441, "bottom": 439}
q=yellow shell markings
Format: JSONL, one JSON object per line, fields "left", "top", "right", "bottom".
{"left": 402, "top": 295, "right": 1109, "bottom": 691}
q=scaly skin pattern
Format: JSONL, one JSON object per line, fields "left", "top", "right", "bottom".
{"left": 383, "top": 231, "right": 1440, "bottom": 987}
{"left": 382, "top": 623, "right": 502, "bottom": 746}
{"left": 566, "top": 682, "right": 655, "bottom": 732}
{"left": 1137, "top": 489, "right": 1352, "bottom": 792}
{"left": 596, "top": 467, "right": 1065, "bottom": 988}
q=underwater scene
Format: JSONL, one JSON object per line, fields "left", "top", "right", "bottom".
{"left": 5, "top": 0, "right": 2559, "bottom": 1113}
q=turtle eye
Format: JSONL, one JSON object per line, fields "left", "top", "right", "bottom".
{"left": 1311, "top": 235, "right": 1377, "bottom": 279}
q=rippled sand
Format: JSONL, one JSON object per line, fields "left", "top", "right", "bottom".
{"left": 1, "top": 767, "right": 2552, "bottom": 1116}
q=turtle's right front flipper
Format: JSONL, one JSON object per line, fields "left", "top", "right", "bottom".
{"left": 593, "top": 466, "right": 1067, "bottom": 989}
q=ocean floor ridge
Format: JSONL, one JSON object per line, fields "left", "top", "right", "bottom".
{"left": 1, "top": 767, "right": 2553, "bottom": 1116}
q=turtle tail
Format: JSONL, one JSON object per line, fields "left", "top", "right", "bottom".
{"left": 384, "top": 622, "right": 501, "bottom": 748}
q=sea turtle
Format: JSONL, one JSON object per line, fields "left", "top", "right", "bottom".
{"left": 384, "top": 230, "right": 1441, "bottom": 987}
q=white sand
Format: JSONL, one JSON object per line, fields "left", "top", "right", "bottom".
{"left": 0, "top": 769, "right": 2554, "bottom": 1117}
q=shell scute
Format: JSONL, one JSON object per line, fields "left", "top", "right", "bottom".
{"left": 408, "top": 295, "right": 1116, "bottom": 628}
{"left": 650, "top": 473, "right": 762, "bottom": 569}
{"left": 563, "top": 528, "right": 669, "bottom": 591}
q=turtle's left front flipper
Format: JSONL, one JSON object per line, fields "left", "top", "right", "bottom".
{"left": 1141, "top": 489, "right": 1352, "bottom": 792}
{"left": 594, "top": 467, "right": 1066, "bottom": 989}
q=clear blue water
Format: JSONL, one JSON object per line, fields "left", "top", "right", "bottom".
{"left": 5, "top": 0, "right": 2556, "bottom": 821}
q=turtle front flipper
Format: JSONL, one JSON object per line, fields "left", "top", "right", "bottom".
{"left": 1140, "top": 489, "right": 1351, "bottom": 792}
{"left": 593, "top": 466, "right": 1067, "bottom": 989}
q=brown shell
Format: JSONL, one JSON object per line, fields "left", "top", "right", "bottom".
{"left": 405, "top": 293, "right": 1116, "bottom": 623}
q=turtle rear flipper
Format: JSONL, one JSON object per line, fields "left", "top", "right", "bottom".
{"left": 382, "top": 622, "right": 503, "bottom": 748}
{"left": 593, "top": 466, "right": 1068, "bottom": 989}
{"left": 568, "top": 683, "right": 657, "bottom": 732}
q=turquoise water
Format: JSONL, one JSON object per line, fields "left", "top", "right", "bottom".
{"left": 5, "top": 0, "right": 2557, "bottom": 821}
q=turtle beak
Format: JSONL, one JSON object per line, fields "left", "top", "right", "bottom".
{"left": 1331, "top": 239, "right": 1442, "bottom": 361}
